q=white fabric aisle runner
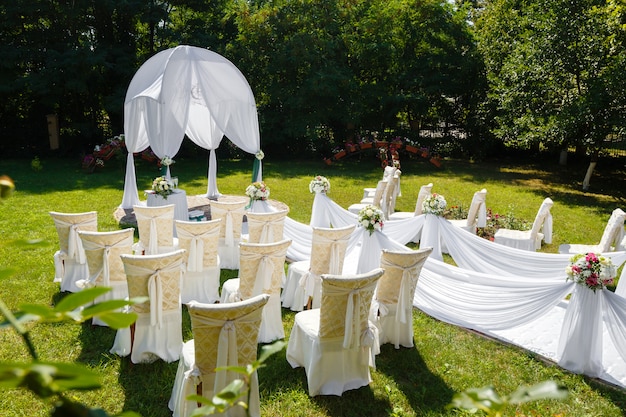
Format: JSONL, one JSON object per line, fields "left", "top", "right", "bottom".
{"left": 484, "top": 300, "right": 626, "bottom": 389}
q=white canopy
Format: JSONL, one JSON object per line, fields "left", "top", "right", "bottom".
{"left": 120, "top": 45, "right": 261, "bottom": 208}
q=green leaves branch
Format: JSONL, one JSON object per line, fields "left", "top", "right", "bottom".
{"left": 448, "top": 380, "right": 568, "bottom": 417}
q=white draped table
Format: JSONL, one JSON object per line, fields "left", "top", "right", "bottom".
{"left": 146, "top": 189, "right": 189, "bottom": 221}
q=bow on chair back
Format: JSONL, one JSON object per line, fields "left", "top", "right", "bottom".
{"left": 237, "top": 239, "right": 292, "bottom": 300}
{"left": 465, "top": 189, "right": 488, "bottom": 228}
{"left": 175, "top": 219, "right": 221, "bottom": 272}
{"left": 50, "top": 211, "right": 98, "bottom": 264}
{"left": 79, "top": 229, "right": 134, "bottom": 287}
{"left": 122, "top": 250, "right": 186, "bottom": 328}
{"left": 310, "top": 225, "right": 355, "bottom": 276}
{"left": 134, "top": 205, "right": 175, "bottom": 255}
{"left": 376, "top": 248, "right": 432, "bottom": 325}
{"left": 414, "top": 183, "right": 434, "bottom": 216}
{"left": 209, "top": 199, "right": 248, "bottom": 247}
{"left": 598, "top": 208, "right": 626, "bottom": 252}
{"left": 246, "top": 209, "right": 289, "bottom": 243}
{"left": 188, "top": 294, "right": 269, "bottom": 401}
{"left": 529, "top": 198, "right": 554, "bottom": 244}
{"left": 319, "top": 268, "right": 384, "bottom": 348}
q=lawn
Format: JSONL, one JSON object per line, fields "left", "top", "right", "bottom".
{"left": 1, "top": 152, "right": 625, "bottom": 417}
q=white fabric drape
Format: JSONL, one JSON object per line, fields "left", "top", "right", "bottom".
{"left": 281, "top": 190, "right": 626, "bottom": 387}
{"left": 121, "top": 45, "right": 261, "bottom": 207}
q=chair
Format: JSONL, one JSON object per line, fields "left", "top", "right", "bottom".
{"left": 175, "top": 219, "right": 222, "bottom": 304}
{"left": 220, "top": 239, "right": 292, "bottom": 343}
{"left": 348, "top": 180, "right": 386, "bottom": 215}
{"left": 168, "top": 294, "right": 270, "bottom": 417}
{"left": 110, "top": 249, "right": 186, "bottom": 363}
{"left": 132, "top": 204, "right": 179, "bottom": 255}
{"left": 558, "top": 208, "right": 626, "bottom": 254}
{"left": 283, "top": 224, "right": 355, "bottom": 312}
{"left": 50, "top": 211, "right": 98, "bottom": 293}
{"left": 494, "top": 197, "right": 554, "bottom": 251}
{"left": 78, "top": 228, "right": 134, "bottom": 326}
{"left": 370, "top": 248, "right": 432, "bottom": 349}
{"left": 383, "top": 170, "right": 401, "bottom": 219}
{"left": 388, "top": 183, "right": 433, "bottom": 220}
{"left": 210, "top": 199, "right": 248, "bottom": 269}
{"left": 447, "top": 189, "right": 488, "bottom": 234}
{"left": 245, "top": 209, "right": 289, "bottom": 243}
{"left": 286, "top": 268, "right": 384, "bottom": 396}
{"left": 362, "top": 166, "right": 397, "bottom": 199}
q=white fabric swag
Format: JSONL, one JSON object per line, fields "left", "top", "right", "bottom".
{"left": 121, "top": 45, "right": 262, "bottom": 208}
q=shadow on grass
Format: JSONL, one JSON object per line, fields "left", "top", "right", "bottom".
{"left": 375, "top": 342, "right": 455, "bottom": 415}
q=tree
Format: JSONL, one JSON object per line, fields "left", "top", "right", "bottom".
{"left": 474, "top": 0, "right": 626, "bottom": 185}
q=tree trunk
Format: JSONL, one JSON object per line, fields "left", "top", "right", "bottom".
{"left": 582, "top": 162, "right": 596, "bottom": 190}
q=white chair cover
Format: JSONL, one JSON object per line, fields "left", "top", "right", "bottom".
{"left": 50, "top": 211, "right": 98, "bottom": 293}
{"left": 559, "top": 208, "right": 626, "bottom": 254}
{"left": 371, "top": 248, "right": 432, "bottom": 348}
{"left": 210, "top": 199, "right": 247, "bottom": 269}
{"left": 447, "top": 188, "right": 487, "bottom": 233}
{"left": 245, "top": 209, "right": 288, "bottom": 243}
{"left": 362, "top": 166, "right": 397, "bottom": 199}
{"left": 133, "top": 204, "right": 179, "bottom": 255}
{"left": 111, "top": 250, "right": 185, "bottom": 363}
{"left": 176, "top": 219, "right": 222, "bottom": 304}
{"left": 284, "top": 225, "right": 355, "bottom": 311}
{"left": 168, "top": 294, "right": 269, "bottom": 417}
{"left": 388, "top": 183, "right": 433, "bottom": 220}
{"left": 494, "top": 197, "right": 553, "bottom": 251}
{"left": 286, "top": 268, "right": 384, "bottom": 396}
{"left": 220, "top": 240, "right": 291, "bottom": 343}
{"left": 78, "top": 228, "right": 134, "bottom": 326}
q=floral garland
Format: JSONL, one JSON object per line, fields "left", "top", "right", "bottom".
{"left": 565, "top": 252, "right": 616, "bottom": 292}
{"left": 245, "top": 181, "right": 270, "bottom": 201}
{"left": 151, "top": 176, "right": 176, "bottom": 198}
{"left": 422, "top": 193, "right": 447, "bottom": 216}
{"left": 358, "top": 204, "right": 384, "bottom": 235}
{"left": 309, "top": 175, "right": 330, "bottom": 194}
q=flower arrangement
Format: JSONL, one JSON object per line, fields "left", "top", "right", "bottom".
{"left": 160, "top": 155, "right": 175, "bottom": 167}
{"left": 309, "top": 175, "right": 330, "bottom": 194}
{"left": 151, "top": 176, "right": 176, "bottom": 198}
{"left": 358, "top": 204, "right": 384, "bottom": 235}
{"left": 255, "top": 150, "right": 264, "bottom": 160}
{"left": 81, "top": 134, "right": 126, "bottom": 172}
{"left": 245, "top": 181, "right": 270, "bottom": 201}
{"left": 422, "top": 193, "right": 447, "bottom": 216}
{"left": 565, "top": 252, "right": 616, "bottom": 292}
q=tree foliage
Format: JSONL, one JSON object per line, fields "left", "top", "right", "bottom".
{"left": 474, "top": 0, "right": 626, "bottom": 153}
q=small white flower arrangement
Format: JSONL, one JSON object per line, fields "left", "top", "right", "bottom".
{"left": 358, "top": 204, "right": 384, "bottom": 235}
{"left": 309, "top": 175, "right": 330, "bottom": 194}
{"left": 422, "top": 193, "right": 447, "bottom": 216}
{"left": 160, "top": 155, "right": 175, "bottom": 166}
{"left": 245, "top": 181, "right": 270, "bottom": 201}
{"left": 255, "top": 150, "right": 264, "bottom": 160}
{"left": 151, "top": 176, "right": 176, "bottom": 198}
{"left": 565, "top": 252, "right": 616, "bottom": 292}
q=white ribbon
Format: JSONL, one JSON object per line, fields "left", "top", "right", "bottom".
{"left": 53, "top": 217, "right": 97, "bottom": 263}
{"left": 322, "top": 279, "right": 378, "bottom": 349}
{"left": 379, "top": 257, "right": 422, "bottom": 324}
{"left": 239, "top": 247, "right": 288, "bottom": 298}
{"left": 135, "top": 210, "right": 172, "bottom": 255}
{"left": 188, "top": 304, "right": 264, "bottom": 395}
{"left": 123, "top": 262, "right": 184, "bottom": 328}
{"left": 81, "top": 236, "right": 133, "bottom": 287}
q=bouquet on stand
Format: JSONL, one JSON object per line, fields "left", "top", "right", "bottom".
{"left": 565, "top": 252, "right": 616, "bottom": 292}
{"left": 422, "top": 193, "right": 447, "bottom": 216}
{"left": 358, "top": 204, "right": 384, "bottom": 235}
{"left": 151, "top": 176, "right": 176, "bottom": 199}
{"left": 309, "top": 175, "right": 330, "bottom": 194}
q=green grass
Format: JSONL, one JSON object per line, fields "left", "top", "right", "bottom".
{"left": 1, "top": 153, "right": 626, "bottom": 416}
